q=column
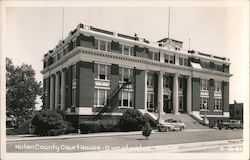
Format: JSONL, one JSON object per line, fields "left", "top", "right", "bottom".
{"left": 187, "top": 76, "right": 192, "bottom": 114}
{"left": 173, "top": 73, "right": 179, "bottom": 114}
{"left": 144, "top": 71, "right": 148, "bottom": 112}
{"left": 54, "top": 72, "right": 60, "bottom": 109}
{"left": 61, "top": 69, "right": 66, "bottom": 110}
{"left": 50, "top": 75, "right": 55, "bottom": 110}
{"left": 158, "top": 71, "right": 164, "bottom": 114}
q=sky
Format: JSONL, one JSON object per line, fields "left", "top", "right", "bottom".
{"left": 5, "top": 4, "right": 249, "bottom": 107}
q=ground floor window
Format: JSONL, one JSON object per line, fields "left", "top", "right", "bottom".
{"left": 147, "top": 93, "right": 154, "bottom": 111}
{"left": 179, "top": 96, "right": 183, "bottom": 111}
{"left": 200, "top": 97, "right": 208, "bottom": 110}
{"left": 119, "top": 90, "right": 133, "bottom": 108}
{"left": 94, "top": 88, "right": 109, "bottom": 107}
{"left": 214, "top": 98, "right": 222, "bottom": 111}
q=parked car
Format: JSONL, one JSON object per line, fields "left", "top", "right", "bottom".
{"left": 218, "top": 120, "right": 242, "bottom": 130}
{"left": 157, "top": 119, "right": 185, "bottom": 132}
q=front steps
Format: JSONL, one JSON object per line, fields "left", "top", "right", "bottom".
{"left": 138, "top": 109, "right": 208, "bottom": 130}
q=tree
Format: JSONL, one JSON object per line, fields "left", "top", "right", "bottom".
{"left": 6, "top": 58, "right": 42, "bottom": 126}
{"left": 142, "top": 122, "right": 152, "bottom": 140}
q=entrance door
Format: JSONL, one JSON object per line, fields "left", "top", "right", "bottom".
{"left": 163, "top": 95, "right": 171, "bottom": 113}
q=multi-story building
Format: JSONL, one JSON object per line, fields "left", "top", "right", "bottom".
{"left": 229, "top": 101, "right": 243, "bottom": 122}
{"left": 41, "top": 23, "right": 231, "bottom": 126}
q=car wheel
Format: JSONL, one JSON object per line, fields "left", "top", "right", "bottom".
{"left": 180, "top": 127, "right": 183, "bottom": 131}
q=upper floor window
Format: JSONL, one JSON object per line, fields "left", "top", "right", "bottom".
{"left": 214, "top": 81, "right": 222, "bottom": 92}
{"left": 63, "top": 45, "right": 69, "bottom": 55}
{"left": 200, "top": 79, "right": 208, "bottom": 91}
{"left": 149, "top": 51, "right": 160, "bottom": 61}
{"left": 72, "top": 38, "right": 77, "bottom": 49}
{"left": 122, "top": 45, "right": 134, "bottom": 56}
{"left": 147, "top": 73, "right": 154, "bottom": 87}
{"left": 179, "top": 78, "right": 183, "bottom": 90}
{"left": 179, "top": 57, "right": 188, "bottom": 66}
{"left": 163, "top": 76, "right": 170, "bottom": 88}
{"left": 72, "top": 64, "right": 77, "bottom": 80}
{"left": 94, "top": 64, "right": 110, "bottom": 80}
{"left": 165, "top": 54, "right": 175, "bottom": 64}
{"left": 119, "top": 67, "right": 133, "bottom": 82}
{"left": 94, "top": 39, "right": 111, "bottom": 51}
{"left": 57, "top": 51, "right": 62, "bottom": 60}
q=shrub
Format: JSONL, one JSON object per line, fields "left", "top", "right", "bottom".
{"left": 142, "top": 122, "right": 152, "bottom": 140}
{"left": 119, "top": 109, "right": 148, "bottom": 131}
{"left": 79, "top": 121, "right": 99, "bottom": 134}
{"left": 65, "top": 121, "right": 77, "bottom": 134}
{"left": 31, "top": 110, "right": 67, "bottom": 136}
{"left": 79, "top": 119, "right": 119, "bottom": 134}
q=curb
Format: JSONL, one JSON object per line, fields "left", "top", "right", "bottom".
{"left": 7, "top": 128, "right": 215, "bottom": 142}
{"left": 97, "top": 139, "right": 243, "bottom": 153}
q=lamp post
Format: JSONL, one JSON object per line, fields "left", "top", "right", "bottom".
{"left": 203, "top": 103, "right": 208, "bottom": 125}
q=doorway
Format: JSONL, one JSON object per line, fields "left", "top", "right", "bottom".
{"left": 163, "top": 95, "right": 172, "bottom": 113}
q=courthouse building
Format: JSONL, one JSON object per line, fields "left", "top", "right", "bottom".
{"left": 41, "top": 23, "right": 231, "bottom": 125}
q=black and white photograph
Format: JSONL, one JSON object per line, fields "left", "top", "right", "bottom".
{"left": 1, "top": 1, "right": 249, "bottom": 160}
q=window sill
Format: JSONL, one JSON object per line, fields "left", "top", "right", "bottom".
{"left": 214, "top": 110, "right": 223, "bottom": 112}
{"left": 200, "top": 109, "right": 210, "bottom": 112}
{"left": 93, "top": 105, "right": 104, "bottom": 108}
{"left": 94, "top": 78, "right": 110, "bottom": 82}
{"left": 118, "top": 106, "right": 133, "bottom": 109}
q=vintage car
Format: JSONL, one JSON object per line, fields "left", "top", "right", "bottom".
{"left": 157, "top": 119, "right": 186, "bottom": 132}
{"left": 218, "top": 120, "right": 242, "bottom": 130}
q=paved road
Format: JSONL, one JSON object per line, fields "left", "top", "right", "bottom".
{"left": 6, "top": 129, "right": 243, "bottom": 153}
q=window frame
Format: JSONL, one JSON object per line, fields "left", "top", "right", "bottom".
{"left": 94, "top": 88, "right": 110, "bottom": 107}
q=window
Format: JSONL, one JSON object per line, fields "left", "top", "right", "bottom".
{"left": 147, "top": 74, "right": 154, "bottom": 87}
{"left": 71, "top": 88, "right": 76, "bottom": 106}
{"left": 63, "top": 45, "right": 69, "bottom": 55}
{"left": 119, "top": 91, "right": 133, "bottom": 108}
{"left": 149, "top": 51, "right": 160, "bottom": 61}
{"left": 147, "top": 93, "right": 154, "bottom": 110}
{"left": 214, "top": 81, "right": 222, "bottom": 92}
{"left": 179, "top": 96, "right": 183, "bottom": 111}
{"left": 123, "top": 45, "right": 129, "bottom": 55}
{"left": 94, "top": 39, "right": 109, "bottom": 51}
{"left": 95, "top": 64, "right": 110, "bottom": 80}
{"left": 164, "top": 54, "right": 175, "bottom": 64}
{"left": 179, "top": 57, "right": 188, "bottom": 66}
{"left": 179, "top": 57, "right": 183, "bottom": 65}
{"left": 200, "top": 98, "right": 208, "bottom": 110}
{"left": 72, "top": 64, "right": 76, "bottom": 80}
{"left": 122, "top": 45, "right": 134, "bottom": 56}
{"left": 163, "top": 76, "right": 169, "bottom": 88}
{"left": 214, "top": 99, "right": 222, "bottom": 111}
{"left": 94, "top": 88, "right": 109, "bottom": 107}
{"left": 119, "top": 67, "right": 133, "bottom": 82}
{"left": 179, "top": 78, "right": 183, "bottom": 90}
{"left": 73, "top": 39, "right": 77, "bottom": 48}
{"left": 57, "top": 51, "right": 62, "bottom": 60}
{"left": 200, "top": 79, "right": 208, "bottom": 91}
{"left": 100, "top": 40, "right": 106, "bottom": 51}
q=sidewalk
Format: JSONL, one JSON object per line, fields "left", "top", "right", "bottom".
{"left": 96, "top": 139, "right": 243, "bottom": 153}
{"left": 7, "top": 128, "right": 215, "bottom": 142}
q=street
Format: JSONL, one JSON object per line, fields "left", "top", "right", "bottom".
{"left": 6, "top": 129, "right": 243, "bottom": 153}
